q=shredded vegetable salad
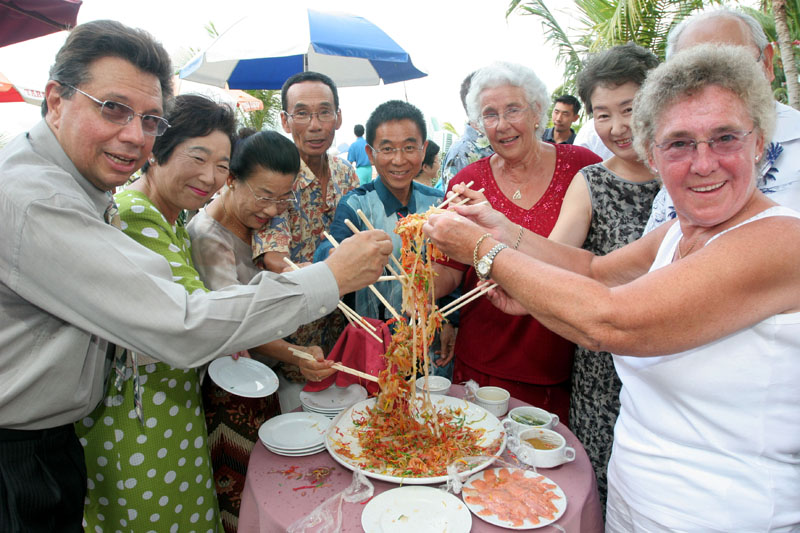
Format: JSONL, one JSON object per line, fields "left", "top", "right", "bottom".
{"left": 331, "top": 207, "right": 502, "bottom": 478}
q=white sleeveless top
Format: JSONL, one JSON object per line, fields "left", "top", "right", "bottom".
{"left": 609, "top": 206, "right": 800, "bottom": 531}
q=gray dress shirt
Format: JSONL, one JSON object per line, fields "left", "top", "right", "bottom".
{"left": 0, "top": 121, "right": 340, "bottom": 429}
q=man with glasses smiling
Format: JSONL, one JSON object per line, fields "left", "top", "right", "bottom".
{"left": 644, "top": 7, "right": 800, "bottom": 233}
{"left": 314, "top": 100, "right": 445, "bottom": 324}
{"left": 0, "top": 21, "right": 391, "bottom": 532}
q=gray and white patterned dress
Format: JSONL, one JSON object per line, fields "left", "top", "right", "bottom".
{"left": 568, "top": 163, "right": 660, "bottom": 510}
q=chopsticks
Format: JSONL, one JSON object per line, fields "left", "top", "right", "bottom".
{"left": 282, "top": 256, "right": 384, "bottom": 344}
{"left": 344, "top": 218, "right": 407, "bottom": 283}
{"left": 322, "top": 231, "right": 403, "bottom": 321}
{"left": 288, "top": 347, "right": 379, "bottom": 383}
{"left": 439, "top": 282, "right": 498, "bottom": 318}
{"left": 437, "top": 180, "right": 474, "bottom": 209}
{"left": 354, "top": 211, "right": 407, "bottom": 277}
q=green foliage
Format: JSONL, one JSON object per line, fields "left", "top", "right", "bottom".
{"left": 238, "top": 90, "right": 282, "bottom": 131}
{"left": 741, "top": 3, "right": 800, "bottom": 104}
{"left": 507, "top": 0, "right": 721, "bottom": 95}
{"left": 441, "top": 122, "right": 459, "bottom": 136}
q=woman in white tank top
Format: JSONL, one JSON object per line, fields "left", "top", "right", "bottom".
{"left": 423, "top": 45, "right": 800, "bottom": 531}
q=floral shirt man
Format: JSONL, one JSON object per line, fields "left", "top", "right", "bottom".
{"left": 251, "top": 155, "right": 358, "bottom": 354}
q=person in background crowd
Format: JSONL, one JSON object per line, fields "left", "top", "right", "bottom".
{"left": 542, "top": 94, "right": 580, "bottom": 144}
{"left": 644, "top": 7, "right": 800, "bottom": 232}
{"left": 424, "top": 44, "right": 800, "bottom": 533}
{"left": 251, "top": 72, "right": 361, "bottom": 394}
{"left": 348, "top": 123, "right": 373, "bottom": 185}
{"left": 188, "top": 130, "right": 336, "bottom": 533}
{"left": 414, "top": 139, "right": 440, "bottom": 187}
{"left": 433, "top": 62, "right": 601, "bottom": 423}
{"left": 0, "top": 20, "right": 390, "bottom": 532}
{"left": 77, "top": 94, "right": 236, "bottom": 532}
{"left": 548, "top": 43, "right": 660, "bottom": 510}
{"left": 437, "top": 71, "right": 495, "bottom": 193}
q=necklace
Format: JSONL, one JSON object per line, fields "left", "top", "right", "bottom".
{"left": 221, "top": 193, "right": 250, "bottom": 243}
{"left": 678, "top": 233, "right": 703, "bottom": 259}
{"left": 512, "top": 189, "right": 522, "bottom": 200}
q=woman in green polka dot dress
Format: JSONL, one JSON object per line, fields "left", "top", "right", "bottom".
{"left": 76, "top": 95, "right": 236, "bottom": 533}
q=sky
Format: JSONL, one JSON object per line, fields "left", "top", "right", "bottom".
{"left": 0, "top": 0, "right": 581, "bottom": 148}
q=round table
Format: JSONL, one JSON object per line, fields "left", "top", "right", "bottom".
{"left": 238, "top": 386, "right": 603, "bottom": 532}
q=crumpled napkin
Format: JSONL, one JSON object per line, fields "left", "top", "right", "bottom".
{"left": 302, "top": 318, "right": 390, "bottom": 395}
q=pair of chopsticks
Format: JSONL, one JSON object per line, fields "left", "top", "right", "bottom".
{"left": 322, "top": 231, "right": 403, "bottom": 321}
{"left": 436, "top": 180, "right": 488, "bottom": 209}
{"left": 288, "top": 347, "right": 379, "bottom": 383}
{"left": 282, "top": 256, "right": 385, "bottom": 344}
{"left": 439, "top": 282, "right": 499, "bottom": 318}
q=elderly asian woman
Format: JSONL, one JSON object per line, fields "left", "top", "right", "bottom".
{"left": 424, "top": 45, "right": 800, "bottom": 531}
{"left": 187, "top": 130, "right": 336, "bottom": 532}
{"left": 434, "top": 62, "right": 601, "bottom": 422}
{"left": 77, "top": 94, "right": 236, "bottom": 532}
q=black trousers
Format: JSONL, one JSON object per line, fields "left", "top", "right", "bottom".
{"left": 0, "top": 424, "right": 86, "bottom": 533}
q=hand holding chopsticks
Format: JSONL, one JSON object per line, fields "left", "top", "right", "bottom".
{"left": 439, "top": 281, "right": 499, "bottom": 318}
{"left": 288, "top": 347, "right": 379, "bottom": 383}
{"left": 323, "top": 231, "right": 403, "bottom": 321}
{"left": 282, "top": 256, "right": 384, "bottom": 344}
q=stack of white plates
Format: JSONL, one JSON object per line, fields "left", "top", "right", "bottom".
{"left": 258, "top": 412, "right": 331, "bottom": 456}
{"left": 299, "top": 384, "right": 368, "bottom": 418}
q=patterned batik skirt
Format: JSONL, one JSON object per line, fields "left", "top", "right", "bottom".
{"left": 201, "top": 378, "right": 280, "bottom": 533}
{"left": 76, "top": 362, "right": 222, "bottom": 533}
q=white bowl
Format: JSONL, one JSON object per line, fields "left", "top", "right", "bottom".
{"left": 415, "top": 376, "right": 451, "bottom": 395}
{"left": 506, "top": 406, "right": 559, "bottom": 431}
{"left": 474, "top": 386, "right": 510, "bottom": 417}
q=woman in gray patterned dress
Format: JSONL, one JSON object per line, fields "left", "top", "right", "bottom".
{"left": 548, "top": 43, "right": 660, "bottom": 509}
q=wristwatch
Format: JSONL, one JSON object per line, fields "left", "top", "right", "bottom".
{"left": 475, "top": 243, "right": 508, "bottom": 281}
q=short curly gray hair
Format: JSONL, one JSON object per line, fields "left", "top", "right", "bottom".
{"left": 466, "top": 61, "right": 550, "bottom": 139}
{"left": 632, "top": 44, "right": 775, "bottom": 163}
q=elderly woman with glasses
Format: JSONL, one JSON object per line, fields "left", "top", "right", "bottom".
{"left": 424, "top": 45, "right": 800, "bottom": 531}
{"left": 187, "top": 129, "right": 336, "bottom": 531}
{"left": 434, "top": 62, "right": 601, "bottom": 423}
{"left": 77, "top": 94, "right": 235, "bottom": 532}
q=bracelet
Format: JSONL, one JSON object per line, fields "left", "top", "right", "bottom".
{"left": 512, "top": 224, "right": 523, "bottom": 250}
{"left": 472, "top": 233, "right": 492, "bottom": 271}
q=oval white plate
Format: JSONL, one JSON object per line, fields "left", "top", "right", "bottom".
{"left": 207, "top": 356, "right": 279, "bottom": 398}
{"left": 258, "top": 412, "right": 331, "bottom": 450}
{"left": 362, "top": 486, "right": 472, "bottom": 533}
{"left": 300, "top": 384, "right": 368, "bottom": 411}
{"left": 461, "top": 467, "right": 566, "bottom": 529}
{"left": 326, "top": 394, "right": 506, "bottom": 485}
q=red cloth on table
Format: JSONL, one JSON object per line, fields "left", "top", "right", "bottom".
{"left": 302, "top": 317, "right": 390, "bottom": 395}
{"left": 439, "top": 146, "right": 602, "bottom": 424}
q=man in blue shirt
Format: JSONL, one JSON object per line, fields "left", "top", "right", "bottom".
{"left": 347, "top": 124, "right": 372, "bottom": 185}
{"left": 316, "top": 101, "right": 443, "bottom": 320}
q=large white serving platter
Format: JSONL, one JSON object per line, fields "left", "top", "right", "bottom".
{"left": 361, "top": 486, "right": 472, "bottom": 533}
{"left": 326, "top": 394, "right": 505, "bottom": 485}
{"left": 208, "top": 356, "right": 279, "bottom": 398}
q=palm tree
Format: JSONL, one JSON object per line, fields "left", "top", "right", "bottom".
{"left": 771, "top": 0, "right": 800, "bottom": 108}
{"left": 238, "top": 90, "right": 282, "bottom": 131}
{"left": 506, "top": 0, "right": 721, "bottom": 94}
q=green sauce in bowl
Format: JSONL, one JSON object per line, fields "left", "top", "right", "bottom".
{"left": 511, "top": 413, "right": 546, "bottom": 426}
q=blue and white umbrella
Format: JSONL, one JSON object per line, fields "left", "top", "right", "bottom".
{"left": 179, "top": 8, "right": 427, "bottom": 90}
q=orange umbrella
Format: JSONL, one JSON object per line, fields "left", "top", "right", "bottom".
{"left": 173, "top": 76, "right": 263, "bottom": 112}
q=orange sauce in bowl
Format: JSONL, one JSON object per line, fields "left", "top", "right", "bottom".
{"left": 523, "top": 437, "right": 559, "bottom": 450}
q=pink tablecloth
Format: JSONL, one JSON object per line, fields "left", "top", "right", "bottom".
{"left": 238, "top": 386, "right": 603, "bottom": 532}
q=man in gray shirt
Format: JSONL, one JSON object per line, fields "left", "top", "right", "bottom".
{"left": 0, "top": 20, "right": 391, "bottom": 532}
